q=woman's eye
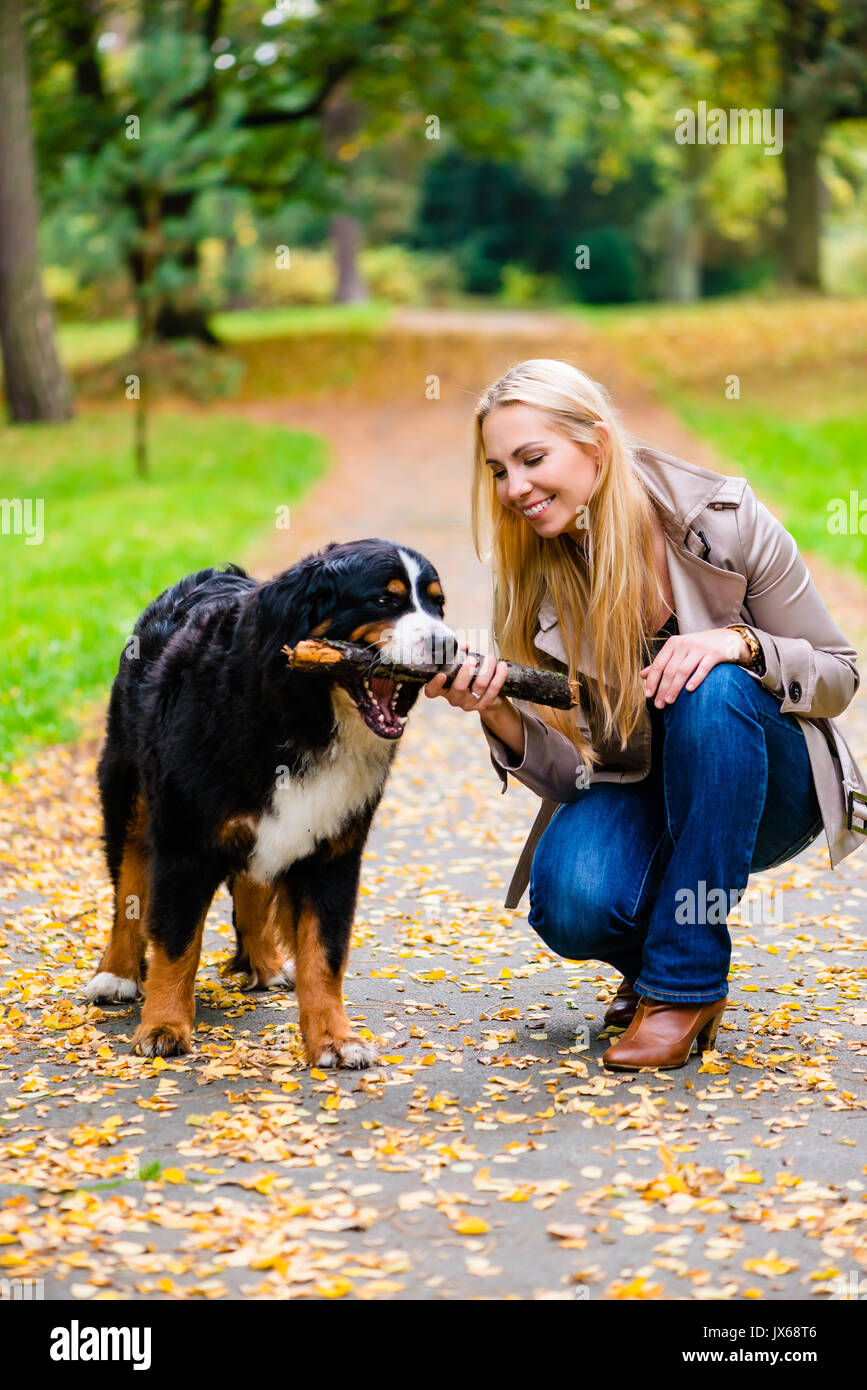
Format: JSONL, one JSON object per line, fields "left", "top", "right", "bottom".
{"left": 492, "top": 455, "right": 544, "bottom": 480}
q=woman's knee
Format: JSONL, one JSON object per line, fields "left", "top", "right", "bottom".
{"left": 529, "top": 842, "right": 617, "bottom": 958}
{"left": 662, "top": 661, "right": 756, "bottom": 750}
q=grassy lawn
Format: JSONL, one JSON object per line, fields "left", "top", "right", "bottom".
{"left": 647, "top": 397, "right": 867, "bottom": 583}
{"left": 210, "top": 301, "right": 393, "bottom": 340}
{"left": 564, "top": 296, "right": 867, "bottom": 583}
{"left": 0, "top": 409, "right": 328, "bottom": 774}
{"left": 55, "top": 302, "right": 395, "bottom": 369}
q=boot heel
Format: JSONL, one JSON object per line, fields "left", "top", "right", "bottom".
{"left": 696, "top": 1007, "right": 725, "bottom": 1052}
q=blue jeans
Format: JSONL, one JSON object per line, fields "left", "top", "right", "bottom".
{"left": 527, "top": 662, "right": 824, "bottom": 1004}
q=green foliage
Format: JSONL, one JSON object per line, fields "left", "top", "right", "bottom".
{"left": 498, "top": 264, "right": 562, "bottom": 306}
{"left": 665, "top": 399, "right": 867, "bottom": 585}
{"left": 574, "top": 226, "right": 640, "bottom": 304}
{"left": 0, "top": 411, "right": 328, "bottom": 772}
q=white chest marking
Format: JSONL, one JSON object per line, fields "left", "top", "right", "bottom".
{"left": 247, "top": 690, "right": 395, "bottom": 883}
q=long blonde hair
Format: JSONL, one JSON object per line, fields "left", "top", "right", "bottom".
{"left": 471, "top": 358, "right": 666, "bottom": 768}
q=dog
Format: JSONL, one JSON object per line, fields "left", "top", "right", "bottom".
{"left": 84, "top": 539, "right": 457, "bottom": 1066}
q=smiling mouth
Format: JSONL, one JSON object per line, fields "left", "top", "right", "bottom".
{"left": 522, "top": 494, "right": 555, "bottom": 518}
{"left": 340, "top": 669, "right": 409, "bottom": 739}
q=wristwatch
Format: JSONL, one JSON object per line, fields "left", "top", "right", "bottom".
{"left": 727, "top": 623, "right": 765, "bottom": 675}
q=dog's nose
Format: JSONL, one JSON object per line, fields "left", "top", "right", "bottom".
{"left": 381, "top": 621, "right": 458, "bottom": 669}
{"left": 427, "top": 628, "right": 459, "bottom": 667}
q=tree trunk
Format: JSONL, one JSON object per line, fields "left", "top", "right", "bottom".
{"left": 781, "top": 122, "right": 822, "bottom": 290}
{"left": 0, "top": 0, "right": 73, "bottom": 422}
{"left": 126, "top": 187, "right": 218, "bottom": 345}
{"left": 331, "top": 213, "right": 369, "bottom": 303}
{"left": 321, "top": 84, "right": 369, "bottom": 305}
{"left": 658, "top": 189, "right": 702, "bottom": 302}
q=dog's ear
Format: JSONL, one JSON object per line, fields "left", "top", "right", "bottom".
{"left": 256, "top": 553, "right": 345, "bottom": 658}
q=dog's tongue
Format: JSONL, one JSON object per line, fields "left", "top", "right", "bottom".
{"left": 370, "top": 674, "right": 395, "bottom": 711}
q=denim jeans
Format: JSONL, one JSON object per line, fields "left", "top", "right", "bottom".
{"left": 527, "top": 662, "right": 824, "bottom": 1004}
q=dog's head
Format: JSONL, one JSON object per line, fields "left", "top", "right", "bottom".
{"left": 258, "top": 539, "right": 458, "bottom": 739}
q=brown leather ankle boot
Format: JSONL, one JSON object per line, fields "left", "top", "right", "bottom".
{"left": 603, "top": 977, "right": 639, "bottom": 1028}
{"left": 602, "top": 996, "right": 727, "bottom": 1070}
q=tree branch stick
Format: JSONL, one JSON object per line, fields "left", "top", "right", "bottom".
{"left": 282, "top": 638, "right": 579, "bottom": 710}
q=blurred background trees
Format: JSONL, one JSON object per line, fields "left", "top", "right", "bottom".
{"left": 1, "top": 0, "right": 866, "bottom": 420}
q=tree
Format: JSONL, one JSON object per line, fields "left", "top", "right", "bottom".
{"left": 608, "top": 0, "right": 867, "bottom": 291}
{"left": 776, "top": 0, "right": 867, "bottom": 288}
{"left": 29, "top": 0, "right": 571, "bottom": 339}
{"left": 0, "top": 0, "right": 71, "bottom": 422}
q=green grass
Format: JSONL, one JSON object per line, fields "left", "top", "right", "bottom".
{"left": 0, "top": 408, "right": 329, "bottom": 772}
{"left": 57, "top": 319, "right": 135, "bottom": 368}
{"left": 210, "top": 301, "right": 393, "bottom": 341}
{"left": 653, "top": 396, "right": 867, "bottom": 583}
{"left": 559, "top": 294, "right": 867, "bottom": 584}
{"left": 55, "top": 301, "right": 394, "bottom": 370}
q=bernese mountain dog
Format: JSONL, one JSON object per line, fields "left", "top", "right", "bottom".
{"left": 84, "top": 539, "right": 457, "bottom": 1067}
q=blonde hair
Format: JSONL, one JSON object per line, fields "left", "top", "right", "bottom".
{"left": 471, "top": 358, "right": 666, "bottom": 768}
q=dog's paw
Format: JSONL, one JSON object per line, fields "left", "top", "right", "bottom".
{"left": 83, "top": 972, "right": 139, "bottom": 1003}
{"left": 313, "top": 1035, "right": 378, "bottom": 1069}
{"left": 131, "top": 1023, "right": 191, "bottom": 1058}
{"left": 238, "top": 960, "right": 296, "bottom": 992}
{"left": 266, "top": 961, "right": 296, "bottom": 990}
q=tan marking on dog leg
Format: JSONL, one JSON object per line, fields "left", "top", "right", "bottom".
{"left": 86, "top": 797, "right": 149, "bottom": 1001}
{"left": 225, "top": 874, "right": 294, "bottom": 989}
{"left": 215, "top": 815, "right": 256, "bottom": 859}
{"left": 294, "top": 903, "right": 375, "bottom": 1068}
{"left": 272, "top": 879, "right": 297, "bottom": 962}
{"left": 132, "top": 913, "right": 207, "bottom": 1058}
{"left": 324, "top": 817, "right": 366, "bottom": 862}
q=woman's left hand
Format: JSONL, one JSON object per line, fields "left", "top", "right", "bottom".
{"left": 640, "top": 627, "right": 749, "bottom": 708}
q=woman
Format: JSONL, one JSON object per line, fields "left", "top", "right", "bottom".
{"left": 424, "top": 359, "right": 867, "bottom": 1071}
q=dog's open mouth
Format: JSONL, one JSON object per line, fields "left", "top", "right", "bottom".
{"left": 341, "top": 669, "right": 408, "bottom": 739}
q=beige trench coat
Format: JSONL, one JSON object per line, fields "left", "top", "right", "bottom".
{"left": 482, "top": 443, "right": 867, "bottom": 910}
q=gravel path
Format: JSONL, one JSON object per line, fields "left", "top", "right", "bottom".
{"left": 1, "top": 309, "right": 865, "bottom": 1303}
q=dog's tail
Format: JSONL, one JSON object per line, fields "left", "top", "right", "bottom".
{"left": 97, "top": 683, "right": 141, "bottom": 887}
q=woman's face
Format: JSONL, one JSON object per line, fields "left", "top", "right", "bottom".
{"left": 482, "top": 403, "right": 603, "bottom": 540}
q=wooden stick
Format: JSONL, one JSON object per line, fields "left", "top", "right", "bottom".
{"left": 282, "top": 638, "right": 579, "bottom": 710}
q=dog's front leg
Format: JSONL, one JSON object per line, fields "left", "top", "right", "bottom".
{"left": 131, "top": 859, "right": 218, "bottom": 1058}
{"left": 289, "top": 852, "right": 376, "bottom": 1069}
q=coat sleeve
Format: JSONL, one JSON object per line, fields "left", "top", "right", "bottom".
{"left": 736, "top": 484, "right": 860, "bottom": 718}
{"left": 480, "top": 699, "right": 589, "bottom": 802}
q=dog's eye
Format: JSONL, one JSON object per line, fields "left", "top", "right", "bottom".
{"left": 375, "top": 594, "right": 393, "bottom": 607}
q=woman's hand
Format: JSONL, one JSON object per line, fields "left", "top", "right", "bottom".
{"left": 640, "top": 627, "right": 749, "bottom": 708}
{"left": 423, "top": 649, "right": 511, "bottom": 715}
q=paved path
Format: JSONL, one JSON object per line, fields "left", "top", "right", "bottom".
{"left": 1, "top": 309, "right": 865, "bottom": 1302}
